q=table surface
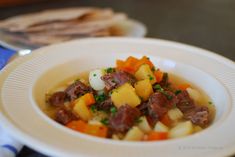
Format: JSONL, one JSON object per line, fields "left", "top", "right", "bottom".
{"left": 0, "top": 0, "right": 234, "bottom": 156}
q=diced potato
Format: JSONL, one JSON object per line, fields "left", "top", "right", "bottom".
{"left": 88, "top": 120, "right": 103, "bottom": 126}
{"left": 111, "top": 83, "right": 141, "bottom": 108}
{"left": 135, "top": 79, "right": 153, "bottom": 101}
{"left": 168, "top": 108, "right": 183, "bottom": 121}
{"left": 134, "top": 64, "right": 156, "bottom": 84}
{"left": 154, "top": 121, "right": 169, "bottom": 132}
{"left": 137, "top": 116, "right": 152, "bottom": 133}
{"left": 73, "top": 99, "right": 92, "bottom": 121}
{"left": 193, "top": 125, "right": 203, "bottom": 133}
{"left": 186, "top": 88, "right": 202, "bottom": 104}
{"left": 124, "top": 127, "right": 144, "bottom": 141}
{"left": 169, "top": 121, "right": 193, "bottom": 138}
{"left": 89, "top": 69, "right": 105, "bottom": 91}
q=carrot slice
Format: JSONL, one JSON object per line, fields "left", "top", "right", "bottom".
{"left": 147, "top": 131, "right": 168, "bottom": 141}
{"left": 84, "top": 124, "right": 108, "bottom": 138}
{"left": 116, "top": 56, "right": 155, "bottom": 74}
{"left": 82, "top": 93, "right": 95, "bottom": 106}
{"left": 116, "top": 60, "right": 125, "bottom": 70}
{"left": 154, "top": 70, "right": 164, "bottom": 83}
{"left": 66, "top": 120, "right": 87, "bottom": 132}
{"left": 134, "top": 56, "right": 154, "bottom": 71}
{"left": 178, "top": 84, "right": 190, "bottom": 90}
{"left": 160, "top": 114, "right": 172, "bottom": 127}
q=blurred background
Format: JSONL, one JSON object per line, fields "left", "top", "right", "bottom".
{"left": 0, "top": 0, "right": 235, "bottom": 60}
{"left": 0, "top": 0, "right": 234, "bottom": 156}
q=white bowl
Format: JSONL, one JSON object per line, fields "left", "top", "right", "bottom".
{"left": 0, "top": 38, "right": 235, "bottom": 157}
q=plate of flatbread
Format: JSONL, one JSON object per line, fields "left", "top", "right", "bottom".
{"left": 0, "top": 7, "right": 147, "bottom": 50}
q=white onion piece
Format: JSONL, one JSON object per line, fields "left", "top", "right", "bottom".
{"left": 89, "top": 69, "right": 105, "bottom": 91}
{"left": 186, "top": 87, "right": 202, "bottom": 103}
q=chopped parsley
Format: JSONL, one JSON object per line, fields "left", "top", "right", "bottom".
{"left": 164, "top": 93, "right": 173, "bottom": 100}
{"left": 148, "top": 74, "right": 154, "bottom": 81}
{"left": 95, "top": 94, "right": 106, "bottom": 103}
{"left": 90, "top": 105, "right": 97, "bottom": 113}
{"left": 100, "top": 118, "right": 109, "bottom": 125}
{"left": 208, "top": 101, "right": 213, "bottom": 105}
{"left": 105, "top": 67, "right": 115, "bottom": 73}
{"left": 175, "top": 90, "right": 182, "bottom": 95}
{"left": 110, "top": 106, "right": 117, "bottom": 114}
{"left": 153, "top": 84, "right": 173, "bottom": 100}
{"left": 154, "top": 84, "right": 164, "bottom": 91}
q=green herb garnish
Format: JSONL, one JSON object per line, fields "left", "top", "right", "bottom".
{"left": 153, "top": 84, "right": 173, "bottom": 100}
{"left": 154, "top": 84, "right": 164, "bottom": 91}
{"left": 93, "top": 74, "right": 97, "bottom": 77}
{"left": 100, "top": 118, "right": 109, "bottom": 125}
{"left": 165, "top": 93, "right": 173, "bottom": 100}
{"left": 105, "top": 67, "right": 115, "bottom": 73}
{"left": 95, "top": 94, "right": 106, "bottom": 103}
{"left": 175, "top": 90, "right": 182, "bottom": 95}
{"left": 208, "top": 101, "right": 213, "bottom": 105}
{"left": 90, "top": 105, "right": 97, "bottom": 113}
{"left": 148, "top": 75, "right": 154, "bottom": 81}
{"left": 110, "top": 106, "right": 117, "bottom": 114}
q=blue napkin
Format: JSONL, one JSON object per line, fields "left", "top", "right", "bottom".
{"left": 0, "top": 46, "right": 23, "bottom": 157}
{"left": 0, "top": 46, "right": 16, "bottom": 70}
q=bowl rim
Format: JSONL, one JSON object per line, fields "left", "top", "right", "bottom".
{"left": 0, "top": 37, "right": 235, "bottom": 157}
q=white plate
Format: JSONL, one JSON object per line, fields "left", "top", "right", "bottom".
{"left": 0, "top": 38, "right": 235, "bottom": 157}
{"left": 0, "top": 19, "right": 147, "bottom": 50}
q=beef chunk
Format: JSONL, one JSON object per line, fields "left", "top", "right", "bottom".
{"left": 96, "top": 98, "right": 113, "bottom": 112}
{"left": 176, "top": 90, "right": 195, "bottom": 112}
{"left": 109, "top": 104, "right": 140, "bottom": 133}
{"left": 48, "top": 91, "right": 67, "bottom": 107}
{"left": 176, "top": 91, "right": 209, "bottom": 127}
{"left": 65, "top": 80, "right": 92, "bottom": 101}
{"left": 55, "top": 108, "right": 77, "bottom": 125}
{"left": 184, "top": 106, "right": 209, "bottom": 127}
{"left": 137, "top": 102, "right": 148, "bottom": 115}
{"left": 147, "top": 91, "right": 177, "bottom": 121}
{"left": 101, "top": 71, "right": 136, "bottom": 91}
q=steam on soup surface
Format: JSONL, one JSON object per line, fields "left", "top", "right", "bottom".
{"left": 44, "top": 56, "right": 215, "bottom": 141}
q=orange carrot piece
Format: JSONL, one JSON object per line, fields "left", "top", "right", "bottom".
{"left": 84, "top": 124, "right": 108, "bottom": 138}
{"left": 125, "top": 56, "right": 139, "bottom": 66}
{"left": 123, "top": 56, "right": 139, "bottom": 73}
{"left": 116, "top": 60, "right": 125, "bottom": 70}
{"left": 160, "top": 114, "right": 172, "bottom": 127}
{"left": 134, "top": 56, "right": 154, "bottom": 71}
{"left": 147, "top": 131, "right": 168, "bottom": 141}
{"left": 66, "top": 120, "right": 87, "bottom": 132}
{"left": 82, "top": 93, "right": 95, "bottom": 106}
{"left": 154, "top": 70, "right": 164, "bottom": 83}
{"left": 141, "top": 56, "right": 154, "bottom": 68}
{"left": 116, "top": 56, "right": 154, "bottom": 74}
{"left": 178, "top": 84, "right": 191, "bottom": 90}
